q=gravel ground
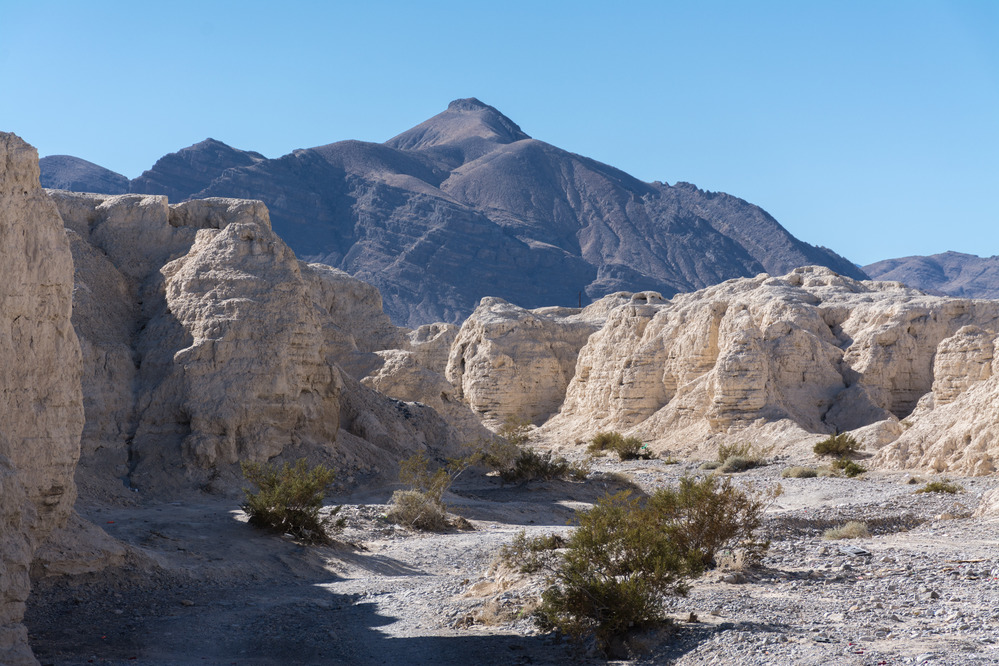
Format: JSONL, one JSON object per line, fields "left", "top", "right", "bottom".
{"left": 25, "top": 455, "right": 999, "bottom": 665}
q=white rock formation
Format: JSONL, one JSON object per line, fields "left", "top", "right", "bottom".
{"left": 0, "top": 133, "right": 84, "bottom": 665}
{"left": 445, "top": 293, "right": 637, "bottom": 426}
{"left": 52, "top": 190, "right": 467, "bottom": 496}
{"left": 536, "top": 267, "right": 999, "bottom": 464}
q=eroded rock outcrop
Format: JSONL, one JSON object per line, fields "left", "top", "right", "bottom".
{"left": 1, "top": 133, "right": 84, "bottom": 665}
{"left": 532, "top": 267, "right": 999, "bottom": 463}
{"left": 54, "top": 190, "right": 466, "bottom": 496}
{"left": 445, "top": 294, "right": 638, "bottom": 426}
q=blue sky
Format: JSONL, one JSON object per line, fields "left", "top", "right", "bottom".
{"left": 2, "top": 0, "right": 996, "bottom": 266}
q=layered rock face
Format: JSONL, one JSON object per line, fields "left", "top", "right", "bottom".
{"left": 1, "top": 134, "right": 84, "bottom": 665}
{"left": 53, "top": 190, "right": 467, "bottom": 496}
{"left": 444, "top": 294, "right": 638, "bottom": 426}
{"left": 520, "top": 267, "right": 999, "bottom": 469}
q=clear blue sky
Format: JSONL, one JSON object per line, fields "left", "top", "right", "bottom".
{"left": 2, "top": 0, "right": 996, "bottom": 266}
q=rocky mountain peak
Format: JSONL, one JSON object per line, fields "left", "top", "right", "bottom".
{"left": 385, "top": 97, "right": 530, "bottom": 155}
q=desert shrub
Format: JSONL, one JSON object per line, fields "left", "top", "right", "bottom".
{"left": 718, "top": 456, "right": 756, "bottom": 474}
{"left": 240, "top": 458, "right": 339, "bottom": 544}
{"left": 498, "top": 416, "right": 532, "bottom": 446}
{"left": 717, "top": 442, "right": 753, "bottom": 462}
{"left": 823, "top": 521, "right": 870, "bottom": 540}
{"left": 588, "top": 431, "right": 653, "bottom": 461}
{"left": 831, "top": 458, "right": 867, "bottom": 478}
{"left": 648, "top": 475, "right": 779, "bottom": 567}
{"left": 915, "top": 479, "right": 964, "bottom": 494}
{"left": 500, "top": 449, "right": 589, "bottom": 484}
{"left": 499, "top": 529, "right": 565, "bottom": 573}
{"left": 699, "top": 460, "right": 722, "bottom": 470}
{"left": 534, "top": 476, "right": 778, "bottom": 652}
{"left": 715, "top": 442, "right": 766, "bottom": 473}
{"left": 387, "top": 489, "right": 452, "bottom": 531}
{"left": 388, "top": 452, "right": 475, "bottom": 531}
{"left": 813, "top": 433, "right": 862, "bottom": 457}
{"left": 781, "top": 466, "right": 818, "bottom": 478}
{"left": 534, "top": 492, "right": 700, "bottom": 651}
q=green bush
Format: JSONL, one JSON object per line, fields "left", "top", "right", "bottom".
{"left": 781, "top": 466, "right": 818, "bottom": 478}
{"left": 587, "top": 431, "right": 654, "bottom": 461}
{"left": 915, "top": 479, "right": 964, "bottom": 494}
{"left": 831, "top": 457, "right": 867, "bottom": 478}
{"left": 813, "top": 433, "right": 862, "bottom": 457}
{"left": 499, "top": 530, "right": 565, "bottom": 573}
{"left": 648, "top": 475, "right": 778, "bottom": 567}
{"left": 500, "top": 449, "right": 589, "bottom": 484}
{"left": 534, "top": 492, "right": 699, "bottom": 651}
{"left": 717, "top": 442, "right": 753, "bottom": 462}
{"left": 717, "top": 456, "right": 756, "bottom": 474}
{"left": 534, "top": 476, "right": 778, "bottom": 652}
{"left": 240, "top": 458, "right": 339, "bottom": 544}
{"left": 714, "top": 442, "right": 766, "bottom": 473}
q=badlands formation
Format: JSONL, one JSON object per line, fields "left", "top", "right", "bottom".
{"left": 3, "top": 128, "right": 999, "bottom": 664}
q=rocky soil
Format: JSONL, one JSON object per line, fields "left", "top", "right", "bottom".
{"left": 25, "top": 451, "right": 999, "bottom": 665}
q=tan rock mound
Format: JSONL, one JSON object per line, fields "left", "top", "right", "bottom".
{"left": 0, "top": 132, "right": 84, "bottom": 665}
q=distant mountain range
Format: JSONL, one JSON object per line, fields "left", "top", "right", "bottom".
{"left": 40, "top": 98, "right": 867, "bottom": 325}
{"left": 864, "top": 252, "right": 999, "bottom": 300}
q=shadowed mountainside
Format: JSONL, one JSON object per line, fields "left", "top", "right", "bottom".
{"left": 39, "top": 155, "right": 128, "bottom": 194}
{"left": 865, "top": 251, "right": 999, "bottom": 300}
{"left": 40, "top": 98, "right": 866, "bottom": 325}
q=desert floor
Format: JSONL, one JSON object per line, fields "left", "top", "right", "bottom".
{"left": 26, "top": 452, "right": 999, "bottom": 665}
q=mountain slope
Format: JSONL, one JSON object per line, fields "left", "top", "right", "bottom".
{"left": 39, "top": 98, "right": 867, "bottom": 325}
{"left": 39, "top": 155, "right": 128, "bottom": 194}
{"left": 865, "top": 252, "right": 999, "bottom": 299}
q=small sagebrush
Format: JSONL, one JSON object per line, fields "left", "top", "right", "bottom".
{"left": 501, "top": 449, "right": 589, "bottom": 484}
{"left": 823, "top": 521, "right": 870, "bottom": 540}
{"left": 387, "top": 489, "right": 452, "bottom": 531}
{"left": 781, "top": 466, "right": 819, "bottom": 479}
{"left": 240, "top": 458, "right": 339, "bottom": 544}
{"left": 587, "top": 431, "right": 653, "bottom": 461}
{"left": 499, "top": 530, "right": 565, "bottom": 573}
{"left": 831, "top": 457, "right": 867, "bottom": 478}
{"left": 714, "top": 442, "right": 765, "bottom": 473}
{"left": 388, "top": 452, "right": 474, "bottom": 531}
{"left": 813, "top": 433, "right": 862, "bottom": 457}
{"left": 915, "top": 479, "right": 964, "bottom": 494}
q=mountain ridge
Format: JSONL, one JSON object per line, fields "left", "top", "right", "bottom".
{"left": 39, "top": 98, "right": 868, "bottom": 325}
{"left": 864, "top": 251, "right": 999, "bottom": 300}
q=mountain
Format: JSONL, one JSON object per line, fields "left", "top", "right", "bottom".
{"left": 39, "top": 154, "right": 128, "bottom": 194}
{"left": 40, "top": 98, "right": 867, "bottom": 326}
{"left": 864, "top": 252, "right": 999, "bottom": 300}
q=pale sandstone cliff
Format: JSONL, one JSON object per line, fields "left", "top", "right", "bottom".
{"left": 444, "top": 294, "right": 639, "bottom": 427}
{"left": 0, "top": 133, "right": 84, "bottom": 665}
{"left": 522, "top": 267, "right": 999, "bottom": 468}
{"left": 52, "top": 190, "right": 468, "bottom": 497}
